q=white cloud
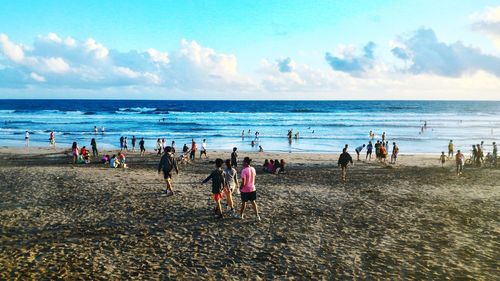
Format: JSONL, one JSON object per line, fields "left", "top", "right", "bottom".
{"left": 391, "top": 28, "right": 500, "bottom": 77}
{"left": 0, "top": 33, "right": 251, "bottom": 91}
{"left": 471, "top": 6, "right": 500, "bottom": 48}
{"left": 30, "top": 72, "right": 46, "bottom": 82}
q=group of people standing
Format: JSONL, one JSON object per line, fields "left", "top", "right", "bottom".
{"left": 443, "top": 140, "right": 498, "bottom": 176}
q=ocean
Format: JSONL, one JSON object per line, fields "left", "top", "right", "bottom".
{"left": 0, "top": 100, "right": 499, "bottom": 154}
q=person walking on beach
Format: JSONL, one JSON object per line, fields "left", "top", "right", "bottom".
{"left": 200, "top": 139, "right": 208, "bottom": 159}
{"left": 455, "top": 150, "right": 464, "bottom": 176}
{"left": 202, "top": 158, "right": 226, "bottom": 219}
{"left": 49, "top": 131, "right": 56, "bottom": 149}
{"left": 238, "top": 157, "right": 260, "bottom": 221}
{"left": 25, "top": 131, "right": 30, "bottom": 147}
{"left": 158, "top": 146, "right": 179, "bottom": 196}
{"left": 391, "top": 142, "right": 399, "bottom": 164}
{"left": 338, "top": 148, "right": 353, "bottom": 182}
{"left": 190, "top": 139, "right": 197, "bottom": 161}
{"left": 439, "top": 152, "right": 446, "bottom": 167}
{"left": 91, "top": 138, "right": 98, "bottom": 157}
{"left": 139, "top": 138, "right": 146, "bottom": 156}
{"left": 366, "top": 141, "right": 373, "bottom": 161}
{"left": 231, "top": 147, "right": 238, "bottom": 168}
{"left": 223, "top": 159, "right": 238, "bottom": 214}
{"left": 448, "top": 140, "right": 454, "bottom": 158}
{"left": 355, "top": 144, "right": 365, "bottom": 161}
{"left": 131, "top": 136, "right": 136, "bottom": 152}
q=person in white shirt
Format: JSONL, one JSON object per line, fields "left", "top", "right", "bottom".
{"left": 200, "top": 139, "right": 208, "bottom": 159}
{"left": 25, "top": 131, "right": 30, "bottom": 147}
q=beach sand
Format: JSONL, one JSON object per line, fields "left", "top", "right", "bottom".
{"left": 0, "top": 147, "right": 498, "bottom": 280}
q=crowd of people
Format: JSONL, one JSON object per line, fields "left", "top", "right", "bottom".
{"left": 443, "top": 140, "right": 497, "bottom": 175}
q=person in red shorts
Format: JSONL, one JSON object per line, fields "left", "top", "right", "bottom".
{"left": 202, "top": 158, "right": 226, "bottom": 219}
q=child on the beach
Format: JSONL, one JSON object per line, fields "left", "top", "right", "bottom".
{"left": 455, "top": 150, "right": 464, "bottom": 176}
{"left": 223, "top": 159, "right": 239, "bottom": 213}
{"left": 239, "top": 157, "right": 260, "bottom": 221}
{"left": 202, "top": 158, "right": 226, "bottom": 218}
{"left": 439, "top": 152, "right": 446, "bottom": 167}
{"left": 158, "top": 147, "right": 179, "bottom": 196}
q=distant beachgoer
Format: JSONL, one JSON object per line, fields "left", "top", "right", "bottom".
{"left": 248, "top": 129, "right": 251, "bottom": 136}
{"left": 101, "top": 154, "right": 110, "bottom": 165}
{"left": 439, "top": 152, "right": 446, "bottom": 167}
{"left": 480, "top": 141, "right": 484, "bottom": 151}
{"left": 171, "top": 141, "right": 176, "bottom": 155}
{"left": 263, "top": 159, "right": 269, "bottom": 172}
{"left": 131, "top": 136, "right": 136, "bottom": 152}
{"left": 25, "top": 131, "right": 30, "bottom": 147}
{"left": 493, "top": 142, "right": 497, "bottom": 166}
{"left": 381, "top": 132, "right": 386, "bottom": 142}
{"left": 472, "top": 145, "right": 478, "bottom": 166}
{"left": 366, "top": 141, "right": 373, "bottom": 161}
{"left": 161, "top": 138, "right": 166, "bottom": 151}
{"left": 202, "top": 158, "right": 226, "bottom": 219}
{"left": 391, "top": 142, "right": 399, "bottom": 164}
{"left": 287, "top": 129, "right": 293, "bottom": 139}
{"left": 156, "top": 138, "right": 162, "bottom": 155}
{"left": 139, "top": 138, "right": 146, "bottom": 156}
{"left": 71, "top": 142, "right": 79, "bottom": 165}
{"left": 294, "top": 132, "right": 299, "bottom": 139}
{"left": 379, "top": 143, "right": 387, "bottom": 163}
{"left": 120, "top": 136, "right": 124, "bottom": 151}
{"left": 94, "top": 126, "right": 98, "bottom": 134}
{"left": 375, "top": 141, "right": 381, "bottom": 159}
{"left": 109, "top": 154, "right": 119, "bottom": 168}
{"left": 259, "top": 145, "right": 263, "bottom": 152}
{"left": 338, "top": 148, "right": 353, "bottom": 182}
{"left": 448, "top": 140, "right": 454, "bottom": 158}
{"left": 242, "top": 130, "right": 245, "bottom": 139}
{"left": 369, "top": 130, "right": 373, "bottom": 139}
{"left": 279, "top": 159, "right": 286, "bottom": 173}
{"left": 91, "top": 138, "right": 98, "bottom": 157}
{"left": 158, "top": 146, "right": 179, "bottom": 196}
{"left": 200, "top": 139, "right": 207, "bottom": 159}
{"left": 251, "top": 140, "right": 255, "bottom": 147}
{"left": 190, "top": 139, "right": 197, "bottom": 161}
{"left": 455, "top": 150, "right": 464, "bottom": 176}
{"left": 118, "top": 152, "right": 127, "bottom": 169}
{"left": 355, "top": 144, "right": 366, "bottom": 161}
{"left": 268, "top": 160, "right": 274, "bottom": 173}
{"left": 101, "top": 127, "right": 105, "bottom": 134}
{"left": 476, "top": 143, "right": 483, "bottom": 166}
{"left": 231, "top": 147, "right": 238, "bottom": 168}
{"left": 123, "top": 137, "right": 129, "bottom": 151}
{"left": 238, "top": 157, "right": 260, "bottom": 221}
{"left": 49, "top": 131, "right": 56, "bottom": 148}
{"left": 273, "top": 159, "right": 281, "bottom": 174}
{"left": 223, "top": 159, "right": 239, "bottom": 213}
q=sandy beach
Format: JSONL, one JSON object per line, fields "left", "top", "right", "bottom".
{"left": 0, "top": 147, "right": 498, "bottom": 280}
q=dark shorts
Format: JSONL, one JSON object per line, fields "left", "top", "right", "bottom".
{"left": 241, "top": 191, "right": 257, "bottom": 202}
{"left": 162, "top": 170, "right": 172, "bottom": 179}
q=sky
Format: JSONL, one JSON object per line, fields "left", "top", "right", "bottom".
{"left": 0, "top": 0, "right": 500, "bottom": 100}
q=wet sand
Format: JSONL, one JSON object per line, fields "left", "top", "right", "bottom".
{"left": 0, "top": 147, "right": 499, "bottom": 280}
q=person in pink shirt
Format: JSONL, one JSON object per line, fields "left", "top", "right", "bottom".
{"left": 239, "top": 157, "right": 261, "bottom": 221}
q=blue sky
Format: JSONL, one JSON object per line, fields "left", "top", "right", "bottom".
{"left": 1, "top": 0, "right": 500, "bottom": 99}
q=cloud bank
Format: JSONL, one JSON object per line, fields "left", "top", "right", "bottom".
{"left": 391, "top": 28, "right": 500, "bottom": 77}
{"left": 0, "top": 33, "right": 250, "bottom": 90}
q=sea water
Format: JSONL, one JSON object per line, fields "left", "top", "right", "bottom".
{"left": 0, "top": 100, "right": 499, "bottom": 154}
